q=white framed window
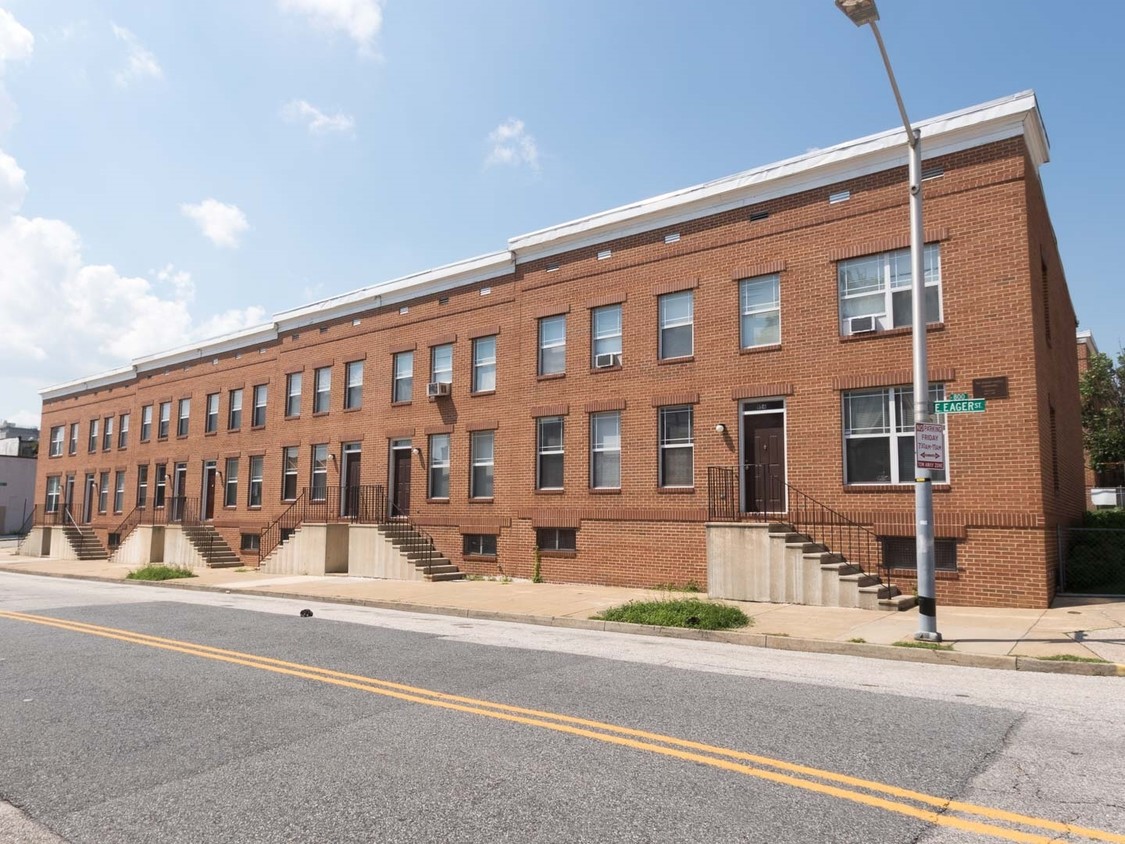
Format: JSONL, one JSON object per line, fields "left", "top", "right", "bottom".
{"left": 431, "top": 344, "right": 453, "bottom": 385}
{"left": 345, "top": 360, "right": 363, "bottom": 409}
{"left": 103, "top": 416, "right": 113, "bottom": 450}
{"left": 158, "top": 402, "right": 171, "bottom": 439}
{"left": 114, "top": 471, "right": 125, "bottom": 513}
{"left": 49, "top": 426, "right": 63, "bottom": 457}
{"left": 536, "top": 528, "right": 576, "bottom": 552}
{"left": 393, "top": 352, "right": 413, "bottom": 402}
{"left": 281, "top": 447, "right": 299, "bottom": 500}
{"left": 462, "top": 534, "right": 497, "bottom": 556}
{"left": 88, "top": 419, "right": 99, "bottom": 452}
{"left": 470, "top": 430, "right": 494, "bottom": 498}
{"left": 428, "top": 434, "right": 450, "bottom": 499}
{"left": 177, "top": 399, "right": 190, "bottom": 437}
{"left": 658, "top": 406, "right": 694, "bottom": 487}
{"left": 538, "top": 315, "right": 566, "bottom": 376}
{"left": 140, "top": 406, "right": 152, "bottom": 441}
{"left": 537, "top": 417, "right": 564, "bottom": 490}
{"left": 740, "top": 274, "right": 781, "bottom": 348}
{"left": 205, "top": 393, "right": 219, "bottom": 433}
{"left": 591, "top": 304, "right": 622, "bottom": 366}
{"left": 838, "top": 244, "right": 942, "bottom": 335}
{"left": 310, "top": 443, "right": 328, "bottom": 501}
{"left": 843, "top": 385, "right": 947, "bottom": 484}
{"left": 248, "top": 455, "right": 263, "bottom": 507}
{"left": 252, "top": 385, "right": 267, "bottom": 427}
{"left": 228, "top": 389, "right": 243, "bottom": 430}
{"left": 658, "top": 290, "right": 693, "bottom": 359}
{"left": 472, "top": 336, "right": 497, "bottom": 393}
{"left": 314, "top": 367, "right": 331, "bottom": 413}
{"left": 224, "top": 458, "right": 238, "bottom": 507}
{"left": 286, "top": 373, "right": 302, "bottom": 417}
{"left": 118, "top": 413, "right": 129, "bottom": 449}
{"left": 98, "top": 472, "right": 109, "bottom": 513}
{"left": 136, "top": 465, "right": 149, "bottom": 509}
{"left": 45, "top": 476, "right": 61, "bottom": 513}
{"left": 69, "top": 423, "right": 78, "bottom": 454}
{"left": 590, "top": 411, "right": 621, "bottom": 489}
{"left": 154, "top": 463, "right": 167, "bottom": 508}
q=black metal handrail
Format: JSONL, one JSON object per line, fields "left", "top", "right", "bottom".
{"left": 108, "top": 504, "right": 147, "bottom": 553}
{"left": 258, "top": 485, "right": 389, "bottom": 563}
{"left": 14, "top": 505, "right": 37, "bottom": 553}
{"left": 707, "top": 465, "right": 889, "bottom": 589}
{"left": 258, "top": 491, "right": 307, "bottom": 564}
{"left": 36, "top": 500, "right": 66, "bottom": 526}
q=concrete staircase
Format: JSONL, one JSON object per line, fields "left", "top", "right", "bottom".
{"left": 381, "top": 521, "right": 464, "bottom": 582}
{"left": 180, "top": 524, "right": 242, "bottom": 568}
{"left": 62, "top": 525, "right": 108, "bottom": 560}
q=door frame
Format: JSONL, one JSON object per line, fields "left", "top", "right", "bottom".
{"left": 82, "top": 473, "right": 96, "bottom": 524}
{"left": 202, "top": 460, "right": 217, "bottom": 520}
{"left": 388, "top": 438, "right": 412, "bottom": 519}
{"left": 341, "top": 442, "right": 362, "bottom": 518}
{"left": 739, "top": 398, "right": 788, "bottom": 514}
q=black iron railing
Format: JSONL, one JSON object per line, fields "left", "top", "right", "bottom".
{"left": 707, "top": 464, "right": 889, "bottom": 589}
{"left": 14, "top": 505, "right": 36, "bottom": 553}
{"left": 258, "top": 486, "right": 387, "bottom": 564}
{"left": 108, "top": 505, "right": 147, "bottom": 553}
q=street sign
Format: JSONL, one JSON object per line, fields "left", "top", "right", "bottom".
{"left": 933, "top": 392, "right": 986, "bottom": 414}
{"left": 915, "top": 422, "right": 945, "bottom": 471}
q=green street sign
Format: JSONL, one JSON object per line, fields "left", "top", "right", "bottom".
{"left": 933, "top": 393, "right": 986, "bottom": 414}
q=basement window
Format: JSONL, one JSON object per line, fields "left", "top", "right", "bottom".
{"left": 462, "top": 534, "right": 497, "bottom": 557}
{"left": 881, "top": 537, "right": 958, "bottom": 571}
{"left": 536, "top": 528, "right": 576, "bottom": 553}
{"left": 240, "top": 533, "right": 260, "bottom": 553}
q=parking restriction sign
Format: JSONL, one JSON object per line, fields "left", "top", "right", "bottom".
{"left": 915, "top": 422, "right": 945, "bottom": 471}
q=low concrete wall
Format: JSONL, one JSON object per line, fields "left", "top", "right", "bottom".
{"left": 706, "top": 523, "right": 772, "bottom": 602}
{"left": 48, "top": 526, "right": 79, "bottom": 561}
{"left": 111, "top": 526, "right": 163, "bottom": 567}
{"left": 19, "top": 526, "right": 49, "bottom": 556}
{"left": 348, "top": 525, "right": 423, "bottom": 580}
{"left": 161, "top": 526, "right": 206, "bottom": 569}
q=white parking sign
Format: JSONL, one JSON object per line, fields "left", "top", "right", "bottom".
{"left": 915, "top": 422, "right": 945, "bottom": 471}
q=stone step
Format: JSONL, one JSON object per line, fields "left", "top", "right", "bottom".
{"left": 415, "top": 561, "right": 456, "bottom": 573}
{"left": 425, "top": 570, "right": 465, "bottom": 582}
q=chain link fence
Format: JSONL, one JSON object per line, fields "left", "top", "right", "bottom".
{"left": 1058, "top": 527, "right": 1125, "bottom": 596}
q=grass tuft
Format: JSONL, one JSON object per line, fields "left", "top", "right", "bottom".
{"left": 651, "top": 581, "right": 703, "bottom": 593}
{"left": 126, "top": 564, "right": 196, "bottom": 581}
{"left": 847, "top": 637, "right": 867, "bottom": 644}
{"left": 892, "top": 639, "right": 954, "bottom": 651}
{"left": 594, "top": 598, "right": 749, "bottom": 631}
{"left": 1035, "top": 654, "right": 1110, "bottom": 664}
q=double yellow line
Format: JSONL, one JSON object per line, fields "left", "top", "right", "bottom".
{"left": 2, "top": 609, "right": 1121, "bottom": 844}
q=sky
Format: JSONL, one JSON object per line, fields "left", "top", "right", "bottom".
{"left": 0, "top": 0, "right": 1123, "bottom": 428}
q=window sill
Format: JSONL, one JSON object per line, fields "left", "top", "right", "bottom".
{"left": 251, "top": 425, "right": 266, "bottom": 431}
{"left": 284, "top": 415, "right": 300, "bottom": 421}
{"left": 656, "top": 487, "right": 696, "bottom": 494}
{"left": 537, "top": 372, "right": 565, "bottom": 382}
{"left": 228, "top": 428, "right": 241, "bottom": 434}
{"left": 469, "top": 497, "right": 494, "bottom": 504}
{"left": 204, "top": 431, "right": 217, "bottom": 438}
{"left": 534, "top": 488, "right": 565, "bottom": 495}
{"left": 657, "top": 355, "right": 694, "bottom": 366}
{"left": 343, "top": 407, "right": 362, "bottom": 413}
{"left": 140, "top": 439, "right": 151, "bottom": 445}
{"left": 462, "top": 553, "right": 497, "bottom": 563}
{"left": 841, "top": 322, "right": 945, "bottom": 342}
{"left": 312, "top": 411, "right": 330, "bottom": 418}
{"left": 224, "top": 506, "right": 237, "bottom": 510}
{"left": 589, "top": 488, "right": 621, "bottom": 495}
{"left": 426, "top": 497, "right": 450, "bottom": 504}
{"left": 539, "top": 549, "right": 577, "bottom": 559}
{"left": 390, "top": 401, "right": 411, "bottom": 408}
{"left": 248, "top": 505, "right": 261, "bottom": 511}
{"left": 843, "top": 484, "right": 951, "bottom": 493}
{"left": 157, "top": 437, "right": 168, "bottom": 443}
{"left": 590, "top": 365, "right": 622, "bottom": 374}
{"left": 740, "top": 344, "right": 781, "bottom": 355}
{"left": 470, "top": 390, "right": 496, "bottom": 398}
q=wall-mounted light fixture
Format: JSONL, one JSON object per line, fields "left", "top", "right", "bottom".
{"left": 412, "top": 447, "right": 423, "bottom": 456}
{"left": 715, "top": 423, "right": 727, "bottom": 434}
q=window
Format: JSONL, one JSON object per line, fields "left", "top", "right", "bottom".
{"left": 590, "top": 411, "right": 621, "bottom": 489}
{"left": 114, "top": 471, "right": 125, "bottom": 513}
{"left": 103, "top": 416, "right": 113, "bottom": 450}
{"left": 591, "top": 304, "right": 622, "bottom": 366}
{"left": 68, "top": 423, "right": 78, "bottom": 455}
{"left": 470, "top": 431, "right": 494, "bottom": 498}
{"left": 49, "top": 426, "right": 63, "bottom": 457}
{"left": 240, "top": 532, "right": 260, "bottom": 553}
{"left": 281, "top": 446, "right": 298, "bottom": 500}
{"left": 136, "top": 464, "right": 149, "bottom": 509}
{"left": 248, "top": 455, "right": 263, "bottom": 507}
{"left": 393, "top": 352, "right": 413, "bottom": 403}
{"left": 659, "top": 406, "right": 694, "bottom": 487}
{"left": 428, "top": 434, "right": 450, "bottom": 499}
{"left": 224, "top": 458, "right": 239, "bottom": 507}
{"left": 286, "top": 372, "right": 302, "bottom": 417}
{"left": 838, "top": 244, "right": 941, "bottom": 335}
{"left": 740, "top": 275, "right": 781, "bottom": 348}
{"left": 472, "top": 336, "right": 496, "bottom": 393}
{"left": 154, "top": 463, "right": 166, "bottom": 508}
{"left": 158, "top": 401, "right": 171, "bottom": 439}
{"left": 431, "top": 344, "right": 453, "bottom": 385}
{"left": 345, "top": 361, "right": 363, "bottom": 409}
{"left": 539, "top": 315, "right": 566, "bottom": 375}
{"left": 881, "top": 536, "right": 958, "bottom": 571}
{"left": 177, "top": 399, "right": 190, "bottom": 437}
{"left": 45, "top": 476, "right": 61, "bottom": 513}
{"left": 205, "top": 393, "right": 219, "bottom": 433}
{"left": 98, "top": 472, "right": 109, "bottom": 514}
{"left": 537, "top": 417, "right": 564, "bottom": 490}
{"left": 536, "top": 528, "right": 576, "bottom": 552}
{"left": 314, "top": 367, "right": 331, "bottom": 413}
{"left": 252, "top": 385, "right": 267, "bottom": 427}
{"left": 658, "top": 290, "right": 694, "bottom": 359}
{"left": 228, "top": 389, "right": 243, "bottom": 430}
{"left": 88, "top": 419, "right": 98, "bottom": 453}
{"left": 462, "top": 534, "right": 497, "bottom": 557}
{"left": 310, "top": 444, "right": 328, "bottom": 501}
{"left": 140, "top": 406, "right": 152, "bottom": 442}
{"left": 843, "top": 385, "right": 947, "bottom": 484}
{"left": 118, "top": 413, "right": 129, "bottom": 449}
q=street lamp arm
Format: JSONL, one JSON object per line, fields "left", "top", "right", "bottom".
{"left": 868, "top": 21, "right": 916, "bottom": 146}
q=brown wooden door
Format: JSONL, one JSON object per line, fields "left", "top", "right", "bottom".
{"left": 204, "top": 466, "right": 217, "bottom": 520}
{"left": 343, "top": 450, "right": 361, "bottom": 518}
{"left": 391, "top": 449, "right": 411, "bottom": 518}
{"left": 82, "top": 474, "right": 95, "bottom": 523}
{"left": 743, "top": 413, "right": 785, "bottom": 512}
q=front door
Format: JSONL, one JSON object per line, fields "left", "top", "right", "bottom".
{"left": 202, "top": 461, "right": 217, "bottom": 520}
{"left": 742, "top": 404, "right": 786, "bottom": 513}
{"left": 82, "top": 473, "right": 95, "bottom": 523}
{"left": 342, "top": 443, "right": 361, "bottom": 518}
{"left": 64, "top": 475, "right": 75, "bottom": 519}
{"left": 172, "top": 463, "right": 187, "bottom": 521}
{"left": 390, "top": 441, "right": 412, "bottom": 518}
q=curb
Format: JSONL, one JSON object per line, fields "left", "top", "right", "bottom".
{"left": 4, "top": 565, "right": 1124, "bottom": 677}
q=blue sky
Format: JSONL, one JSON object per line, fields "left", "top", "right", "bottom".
{"left": 0, "top": 0, "right": 1122, "bottom": 427}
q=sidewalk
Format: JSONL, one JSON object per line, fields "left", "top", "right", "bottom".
{"left": 3, "top": 552, "right": 1123, "bottom": 676}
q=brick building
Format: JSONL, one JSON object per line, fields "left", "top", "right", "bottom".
{"left": 27, "top": 91, "right": 1084, "bottom": 608}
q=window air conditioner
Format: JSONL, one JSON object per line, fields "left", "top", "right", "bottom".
{"left": 426, "top": 381, "right": 451, "bottom": 399}
{"left": 848, "top": 315, "right": 877, "bottom": 334}
{"left": 594, "top": 353, "right": 621, "bottom": 369}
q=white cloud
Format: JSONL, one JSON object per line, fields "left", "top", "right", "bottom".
{"left": 281, "top": 99, "right": 355, "bottom": 135}
{"left": 0, "top": 8, "right": 33, "bottom": 134}
{"left": 111, "top": 23, "right": 163, "bottom": 87}
{"left": 486, "top": 118, "right": 540, "bottom": 171}
{"left": 180, "top": 199, "right": 249, "bottom": 248}
{"left": 278, "top": 0, "right": 383, "bottom": 53}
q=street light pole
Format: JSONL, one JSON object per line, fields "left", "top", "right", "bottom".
{"left": 835, "top": 0, "right": 940, "bottom": 641}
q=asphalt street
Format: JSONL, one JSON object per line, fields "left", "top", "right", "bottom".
{"left": 1, "top": 574, "right": 1123, "bottom": 843}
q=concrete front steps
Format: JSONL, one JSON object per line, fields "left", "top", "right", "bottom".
{"left": 180, "top": 525, "right": 242, "bottom": 568}
{"left": 706, "top": 522, "right": 916, "bottom": 611}
{"left": 62, "top": 525, "right": 108, "bottom": 560}
{"left": 381, "top": 521, "right": 463, "bottom": 582}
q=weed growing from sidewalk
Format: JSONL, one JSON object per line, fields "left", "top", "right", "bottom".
{"left": 892, "top": 639, "right": 954, "bottom": 651}
{"left": 594, "top": 598, "right": 749, "bottom": 631}
{"left": 1037, "top": 654, "right": 1110, "bottom": 664}
{"left": 847, "top": 637, "right": 867, "bottom": 643}
{"left": 126, "top": 564, "right": 196, "bottom": 581}
{"left": 651, "top": 581, "right": 702, "bottom": 593}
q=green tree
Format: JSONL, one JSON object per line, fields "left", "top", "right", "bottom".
{"left": 1080, "top": 350, "right": 1125, "bottom": 472}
